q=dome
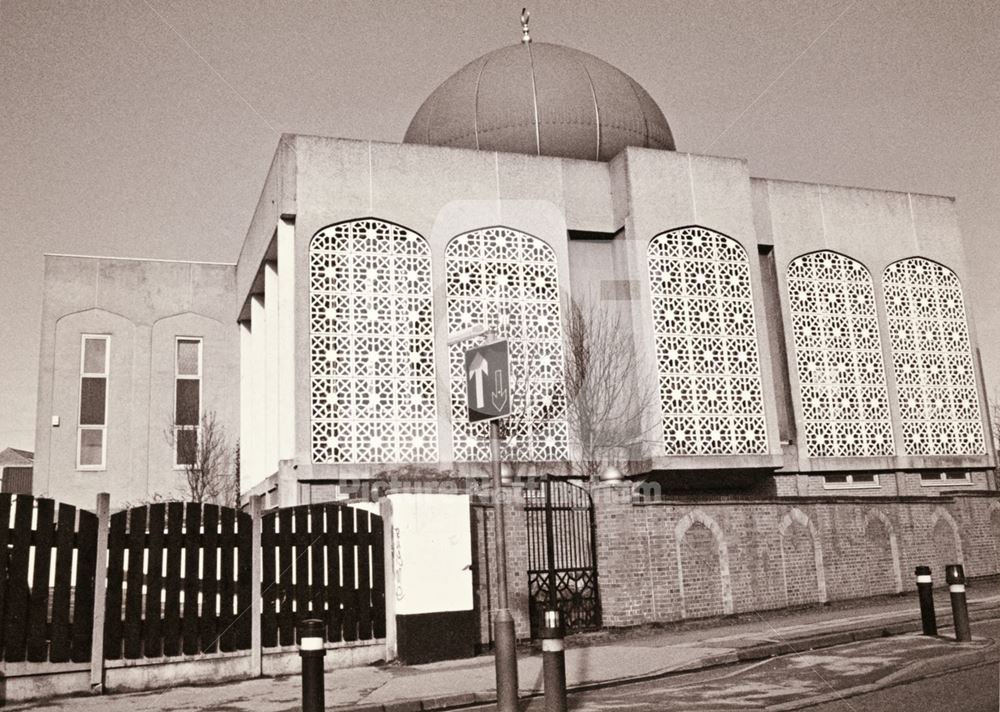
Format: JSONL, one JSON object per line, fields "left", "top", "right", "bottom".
{"left": 403, "top": 42, "right": 675, "bottom": 162}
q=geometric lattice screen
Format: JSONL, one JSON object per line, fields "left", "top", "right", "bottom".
{"left": 309, "top": 219, "right": 439, "bottom": 463}
{"left": 787, "top": 251, "right": 895, "bottom": 457}
{"left": 446, "top": 227, "right": 569, "bottom": 463}
{"left": 646, "top": 226, "right": 768, "bottom": 455}
{"left": 883, "top": 257, "right": 985, "bottom": 455}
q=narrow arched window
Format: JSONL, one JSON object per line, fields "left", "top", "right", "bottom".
{"left": 883, "top": 258, "right": 985, "bottom": 455}
{"left": 309, "top": 219, "right": 438, "bottom": 463}
{"left": 647, "top": 226, "right": 768, "bottom": 455}
{"left": 787, "top": 251, "right": 894, "bottom": 456}
{"left": 446, "top": 227, "right": 568, "bottom": 462}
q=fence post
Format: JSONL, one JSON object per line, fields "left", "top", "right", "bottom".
{"left": 250, "top": 495, "right": 263, "bottom": 677}
{"left": 89, "top": 492, "right": 110, "bottom": 693}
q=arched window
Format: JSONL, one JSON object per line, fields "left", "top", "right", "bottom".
{"left": 883, "top": 258, "right": 985, "bottom": 455}
{"left": 309, "top": 219, "right": 438, "bottom": 463}
{"left": 446, "top": 227, "right": 568, "bottom": 462}
{"left": 787, "top": 251, "right": 894, "bottom": 457}
{"left": 647, "top": 226, "right": 767, "bottom": 455}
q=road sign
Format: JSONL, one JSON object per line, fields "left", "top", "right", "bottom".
{"left": 465, "top": 340, "right": 511, "bottom": 423}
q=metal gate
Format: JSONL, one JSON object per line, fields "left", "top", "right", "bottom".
{"left": 524, "top": 477, "right": 601, "bottom": 637}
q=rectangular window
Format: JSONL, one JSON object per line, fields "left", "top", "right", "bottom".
{"left": 78, "top": 335, "right": 109, "bottom": 469}
{"left": 174, "top": 338, "right": 202, "bottom": 467}
{"left": 920, "top": 471, "right": 972, "bottom": 486}
{"left": 823, "top": 473, "right": 879, "bottom": 489}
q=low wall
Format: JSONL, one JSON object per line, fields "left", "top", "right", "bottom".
{"left": 0, "top": 640, "right": 384, "bottom": 705}
{"left": 593, "top": 484, "right": 1000, "bottom": 628}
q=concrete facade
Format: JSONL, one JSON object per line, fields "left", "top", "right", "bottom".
{"left": 33, "top": 255, "right": 239, "bottom": 509}
{"left": 32, "top": 138, "right": 997, "bottom": 507}
{"left": 234, "top": 134, "right": 995, "bottom": 502}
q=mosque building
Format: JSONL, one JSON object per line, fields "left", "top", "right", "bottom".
{"left": 31, "top": 25, "right": 996, "bottom": 512}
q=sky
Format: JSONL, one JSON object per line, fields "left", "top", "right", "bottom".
{"left": 1, "top": 0, "right": 998, "bottom": 452}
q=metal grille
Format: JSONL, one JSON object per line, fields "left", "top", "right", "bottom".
{"left": 445, "top": 227, "right": 569, "bottom": 462}
{"left": 647, "top": 226, "right": 768, "bottom": 455}
{"left": 883, "top": 257, "right": 985, "bottom": 455}
{"left": 309, "top": 219, "right": 439, "bottom": 463}
{"left": 524, "top": 477, "right": 600, "bottom": 637}
{"left": 787, "top": 251, "right": 894, "bottom": 457}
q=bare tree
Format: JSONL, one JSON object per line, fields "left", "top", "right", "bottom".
{"left": 990, "top": 389, "right": 1000, "bottom": 453}
{"left": 166, "top": 410, "right": 239, "bottom": 506}
{"left": 563, "top": 296, "right": 659, "bottom": 482}
{"left": 989, "top": 390, "right": 1000, "bottom": 489}
{"left": 494, "top": 351, "right": 557, "bottom": 475}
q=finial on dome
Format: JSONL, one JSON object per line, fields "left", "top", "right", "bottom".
{"left": 520, "top": 8, "right": 531, "bottom": 44}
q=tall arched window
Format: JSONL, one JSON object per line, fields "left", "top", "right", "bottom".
{"left": 787, "top": 251, "right": 894, "bottom": 457}
{"left": 309, "top": 219, "right": 438, "bottom": 463}
{"left": 883, "top": 258, "right": 985, "bottom": 455}
{"left": 446, "top": 227, "right": 568, "bottom": 462}
{"left": 647, "top": 226, "right": 768, "bottom": 455}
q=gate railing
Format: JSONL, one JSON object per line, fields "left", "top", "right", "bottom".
{"left": 0, "top": 493, "right": 386, "bottom": 674}
{"left": 524, "top": 477, "right": 601, "bottom": 637}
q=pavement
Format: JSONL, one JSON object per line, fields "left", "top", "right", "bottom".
{"left": 16, "top": 582, "right": 1000, "bottom": 712}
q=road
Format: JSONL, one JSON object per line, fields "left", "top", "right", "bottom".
{"left": 475, "top": 618, "right": 1000, "bottom": 711}
{"left": 798, "top": 663, "right": 998, "bottom": 711}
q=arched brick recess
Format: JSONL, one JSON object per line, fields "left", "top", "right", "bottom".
{"left": 928, "top": 506, "right": 963, "bottom": 581}
{"left": 778, "top": 508, "right": 827, "bottom": 606}
{"left": 674, "top": 510, "right": 733, "bottom": 618}
{"left": 862, "top": 509, "right": 902, "bottom": 595}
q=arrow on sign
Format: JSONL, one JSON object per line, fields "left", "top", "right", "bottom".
{"left": 491, "top": 369, "right": 507, "bottom": 412}
{"left": 469, "top": 352, "right": 488, "bottom": 408}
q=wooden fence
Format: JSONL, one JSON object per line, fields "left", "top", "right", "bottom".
{"left": 261, "top": 504, "right": 385, "bottom": 648}
{"left": 103, "top": 502, "right": 253, "bottom": 660}
{"left": 0, "top": 495, "right": 97, "bottom": 664}
{"left": 0, "top": 493, "right": 385, "bottom": 671}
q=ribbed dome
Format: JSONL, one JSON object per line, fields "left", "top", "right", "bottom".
{"left": 403, "top": 42, "right": 675, "bottom": 162}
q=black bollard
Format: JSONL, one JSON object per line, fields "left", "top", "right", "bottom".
{"left": 914, "top": 565, "right": 937, "bottom": 636}
{"left": 945, "top": 564, "right": 972, "bottom": 642}
{"left": 298, "top": 618, "right": 327, "bottom": 712}
{"left": 540, "top": 609, "right": 568, "bottom": 712}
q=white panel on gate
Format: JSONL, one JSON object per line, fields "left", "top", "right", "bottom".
{"left": 388, "top": 493, "right": 472, "bottom": 615}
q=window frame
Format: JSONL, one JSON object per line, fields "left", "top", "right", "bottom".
{"left": 919, "top": 471, "right": 973, "bottom": 486}
{"left": 173, "top": 337, "right": 203, "bottom": 469}
{"left": 822, "top": 473, "right": 881, "bottom": 490}
{"left": 77, "top": 334, "right": 110, "bottom": 471}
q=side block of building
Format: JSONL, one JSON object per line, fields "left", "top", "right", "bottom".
{"left": 33, "top": 256, "right": 239, "bottom": 509}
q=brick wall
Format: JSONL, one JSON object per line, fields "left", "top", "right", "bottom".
{"left": 470, "top": 485, "right": 531, "bottom": 646}
{"left": 594, "top": 483, "right": 1000, "bottom": 628}
{"left": 991, "top": 507, "right": 1000, "bottom": 571}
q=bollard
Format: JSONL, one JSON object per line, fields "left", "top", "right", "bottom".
{"left": 945, "top": 564, "right": 972, "bottom": 642}
{"left": 298, "top": 619, "right": 327, "bottom": 712}
{"left": 540, "top": 609, "right": 568, "bottom": 712}
{"left": 914, "top": 565, "right": 937, "bottom": 636}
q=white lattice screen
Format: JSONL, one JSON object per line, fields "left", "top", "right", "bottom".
{"left": 647, "top": 227, "right": 768, "bottom": 455}
{"left": 883, "top": 258, "right": 985, "bottom": 455}
{"left": 787, "top": 251, "right": 894, "bottom": 457}
{"left": 446, "top": 227, "right": 569, "bottom": 462}
{"left": 309, "top": 219, "right": 439, "bottom": 463}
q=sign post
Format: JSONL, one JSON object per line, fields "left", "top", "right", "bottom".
{"left": 464, "top": 340, "right": 511, "bottom": 423}
{"left": 463, "top": 337, "right": 517, "bottom": 711}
